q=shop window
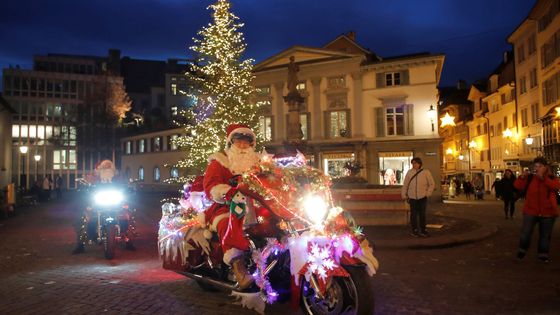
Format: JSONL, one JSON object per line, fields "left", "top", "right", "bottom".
{"left": 323, "top": 153, "right": 354, "bottom": 178}
{"left": 379, "top": 152, "right": 413, "bottom": 185}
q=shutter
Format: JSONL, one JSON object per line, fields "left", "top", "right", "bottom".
{"left": 375, "top": 107, "right": 385, "bottom": 137}
{"left": 405, "top": 104, "right": 414, "bottom": 135}
{"left": 376, "top": 73, "right": 385, "bottom": 88}
{"left": 401, "top": 70, "right": 410, "bottom": 85}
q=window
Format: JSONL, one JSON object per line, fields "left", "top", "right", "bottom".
{"left": 138, "top": 139, "right": 145, "bottom": 153}
{"left": 125, "top": 141, "right": 132, "bottom": 154}
{"left": 153, "top": 167, "right": 161, "bottom": 182}
{"left": 517, "top": 44, "right": 525, "bottom": 63}
{"left": 476, "top": 125, "right": 481, "bottom": 136}
{"left": 483, "top": 123, "right": 488, "bottom": 135}
{"left": 385, "top": 72, "right": 401, "bottom": 86}
{"left": 542, "top": 71, "right": 560, "bottom": 105}
{"left": 521, "top": 108, "right": 529, "bottom": 127}
{"left": 328, "top": 110, "right": 349, "bottom": 138}
{"left": 528, "top": 34, "right": 537, "bottom": 55}
{"left": 256, "top": 86, "right": 271, "bottom": 95}
{"left": 138, "top": 167, "right": 144, "bottom": 181}
{"left": 497, "top": 123, "right": 502, "bottom": 135}
{"left": 168, "top": 134, "right": 179, "bottom": 151}
{"left": 258, "top": 116, "right": 273, "bottom": 141}
{"left": 490, "top": 125, "right": 495, "bottom": 137}
{"left": 171, "top": 83, "right": 177, "bottom": 95}
{"left": 520, "top": 76, "right": 527, "bottom": 94}
{"left": 170, "top": 167, "right": 179, "bottom": 179}
{"left": 171, "top": 106, "right": 178, "bottom": 116}
{"left": 530, "top": 68, "right": 538, "bottom": 88}
{"left": 300, "top": 113, "right": 309, "bottom": 140}
{"left": 503, "top": 116, "right": 508, "bottom": 129}
{"left": 386, "top": 106, "right": 404, "bottom": 136}
{"left": 153, "top": 137, "right": 162, "bottom": 152}
{"left": 531, "top": 103, "right": 540, "bottom": 123}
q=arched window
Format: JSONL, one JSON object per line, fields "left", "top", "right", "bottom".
{"left": 170, "top": 167, "right": 179, "bottom": 179}
{"left": 153, "top": 167, "right": 161, "bottom": 182}
{"left": 138, "top": 167, "right": 144, "bottom": 181}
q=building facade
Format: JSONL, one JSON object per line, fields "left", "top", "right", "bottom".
{"left": 252, "top": 34, "right": 444, "bottom": 197}
{"left": 0, "top": 95, "right": 15, "bottom": 190}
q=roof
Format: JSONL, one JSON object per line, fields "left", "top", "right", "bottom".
{"left": 438, "top": 86, "right": 472, "bottom": 107}
{"left": 120, "top": 58, "right": 167, "bottom": 93}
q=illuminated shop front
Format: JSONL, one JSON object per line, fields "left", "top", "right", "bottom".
{"left": 323, "top": 152, "right": 354, "bottom": 178}
{"left": 378, "top": 151, "right": 413, "bottom": 185}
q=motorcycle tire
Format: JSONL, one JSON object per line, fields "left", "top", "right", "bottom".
{"left": 104, "top": 225, "right": 118, "bottom": 260}
{"left": 300, "top": 264, "right": 374, "bottom": 315}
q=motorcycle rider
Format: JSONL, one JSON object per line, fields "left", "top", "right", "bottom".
{"left": 72, "top": 160, "right": 136, "bottom": 254}
{"left": 203, "top": 124, "right": 262, "bottom": 289}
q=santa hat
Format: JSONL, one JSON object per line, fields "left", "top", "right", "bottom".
{"left": 226, "top": 123, "right": 255, "bottom": 146}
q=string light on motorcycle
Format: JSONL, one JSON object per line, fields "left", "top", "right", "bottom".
{"left": 302, "top": 194, "right": 328, "bottom": 225}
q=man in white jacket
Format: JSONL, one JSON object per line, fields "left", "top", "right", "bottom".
{"left": 401, "top": 157, "right": 435, "bottom": 237}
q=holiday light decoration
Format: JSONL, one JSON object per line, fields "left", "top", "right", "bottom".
{"left": 173, "top": 0, "right": 260, "bottom": 172}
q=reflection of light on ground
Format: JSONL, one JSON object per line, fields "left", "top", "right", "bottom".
{"left": 55, "top": 261, "right": 186, "bottom": 284}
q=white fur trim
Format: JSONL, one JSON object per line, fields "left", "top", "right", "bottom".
{"left": 208, "top": 152, "right": 230, "bottom": 169}
{"left": 210, "top": 212, "right": 230, "bottom": 232}
{"left": 223, "top": 247, "right": 244, "bottom": 265}
{"left": 227, "top": 127, "right": 255, "bottom": 144}
{"left": 210, "top": 184, "right": 231, "bottom": 204}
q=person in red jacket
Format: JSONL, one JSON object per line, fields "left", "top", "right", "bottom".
{"left": 203, "top": 124, "right": 261, "bottom": 289}
{"left": 514, "top": 157, "right": 560, "bottom": 263}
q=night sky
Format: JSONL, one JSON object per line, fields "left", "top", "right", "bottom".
{"left": 0, "top": 0, "right": 535, "bottom": 87}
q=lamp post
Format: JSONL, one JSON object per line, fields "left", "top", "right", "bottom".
{"left": 427, "top": 105, "right": 437, "bottom": 132}
{"left": 19, "top": 145, "right": 29, "bottom": 190}
{"left": 34, "top": 154, "right": 41, "bottom": 182}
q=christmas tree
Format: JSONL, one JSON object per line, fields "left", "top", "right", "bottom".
{"left": 174, "top": 0, "right": 259, "bottom": 173}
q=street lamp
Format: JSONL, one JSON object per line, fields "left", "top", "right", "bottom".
{"left": 19, "top": 145, "right": 29, "bottom": 190}
{"left": 34, "top": 154, "right": 41, "bottom": 182}
{"left": 525, "top": 134, "right": 534, "bottom": 145}
{"left": 427, "top": 105, "right": 437, "bottom": 132}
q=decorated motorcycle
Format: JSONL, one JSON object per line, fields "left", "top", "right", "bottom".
{"left": 158, "top": 153, "right": 378, "bottom": 314}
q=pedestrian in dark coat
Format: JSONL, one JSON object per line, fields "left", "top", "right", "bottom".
{"left": 500, "top": 169, "right": 517, "bottom": 219}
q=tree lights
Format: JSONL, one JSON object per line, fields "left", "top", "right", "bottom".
{"left": 173, "top": 0, "right": 259, "bottom": 173}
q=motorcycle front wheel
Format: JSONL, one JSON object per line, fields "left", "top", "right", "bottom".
{"left": 103, "top": 224, "right": 118, "bottom": 260}
{"left": 300, "top": 265, "right": 374, "bottom": 315}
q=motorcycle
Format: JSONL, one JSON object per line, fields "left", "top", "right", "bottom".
{"left": 158, "top": 155, "right": 379, "bottom": 314}
{"left": 84, "top": 183, "right": 135, "bottom": 259}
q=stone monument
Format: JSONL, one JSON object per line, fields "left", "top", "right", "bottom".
{"left": 283, "top": 56, "right": 305, "bottom": 148}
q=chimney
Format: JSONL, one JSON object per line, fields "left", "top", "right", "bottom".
{"left": 503, "top": 51, "right": 508, "bottom": 63}
{"left": 347, "top": 31, "right": 356, "bottom": 41}
{"left": 457, "top": 80, "right": 467, "bottom": 90}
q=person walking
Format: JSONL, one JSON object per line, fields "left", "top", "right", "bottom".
{"left": 514, "top": 157, "right": 560, "bottom": 263}
{"left": 500, "top": 169, "right": 517, "bottom": 219}
{"left": 402, "top": 157, "right": 435, "bottom": 237}
{"left": 463, "top": 180, "right": 473, "bottom": 200}
{"left": 55, "top": 175, "right": 63, "bottom": 199}
{"left": 42, "top": 175, "right": 50, "bottom": 201}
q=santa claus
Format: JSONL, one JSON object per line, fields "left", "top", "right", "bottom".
{"left": 203, "top": 123, "right": 261, "bottom": 289}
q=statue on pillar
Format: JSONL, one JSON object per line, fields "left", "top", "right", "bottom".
{"left": 283, "top": 56, "right": 305, "bottom": 146}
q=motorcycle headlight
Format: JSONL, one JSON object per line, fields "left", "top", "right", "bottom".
{"left": 302, "top": 195, "right": 328, "bottom": 225}
{"left": 94, "top": 190, "right": 124, "bottom": 206}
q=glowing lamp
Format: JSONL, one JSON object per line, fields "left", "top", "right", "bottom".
{"left": 525, "top": 135, "right": 534, "bottom": 145}
{"left": 502, "top": 128, "right": 513, "bottom": 138}
{"left": 468, "top": 140, "right": 477, "bottom": 149}
{"left": 458, "top": 154, "right": 464, "bottom": 160}
{"left": 19, "top": 146, "right": 28, "bottom": 154}
{"left": 34, "top": 154, "right": 41, "bottom": 162}
{"left": 446, "top": 148, "right": 453, "bottom": 155}
{"left": 440, "top": 112, "right": 456, "bottom": 127}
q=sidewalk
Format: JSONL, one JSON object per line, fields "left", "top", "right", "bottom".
{"left": 365, "top": 195, "right": 503, "bottom": 249}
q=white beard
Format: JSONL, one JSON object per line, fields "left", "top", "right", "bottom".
{"left": 226, "top": 145, "right": 260, "bottom": 175}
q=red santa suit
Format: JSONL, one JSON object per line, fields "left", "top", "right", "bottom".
{"left": 203, "top": 125, "right": 260, "bottom": 265}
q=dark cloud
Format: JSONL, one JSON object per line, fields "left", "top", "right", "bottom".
{"left": 0, "top": 0, "right": 534, "bottom": 86}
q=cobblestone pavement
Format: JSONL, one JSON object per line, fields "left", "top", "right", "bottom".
{"left": 1, "top": 193, "right": 559, "bottom": 314}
